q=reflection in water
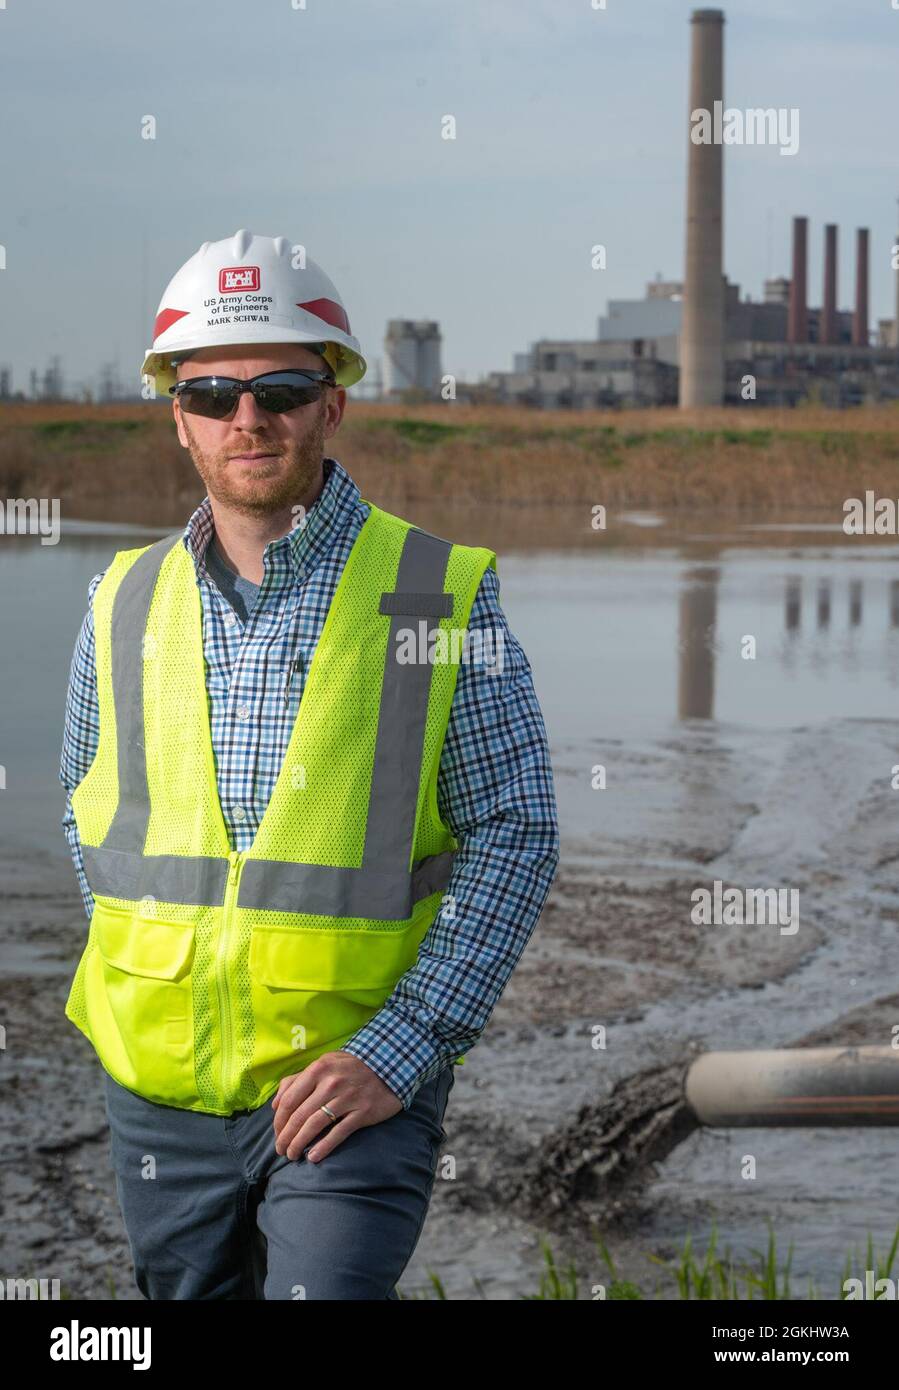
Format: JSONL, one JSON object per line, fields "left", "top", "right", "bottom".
{"left": 817, "top": 580, "right": 831, "bottom": 630}
{"left": 782, "top": 574, "right": 899, "bottom": 634}
{"left": 783, "top": 574, "right": 898, "bottom": 633}
{"left": 677, "top": 565, "right": 899, "bottom": 723}
{"left": 678, "top": 566, "right": 719, "bottom": 721}
{"left": 849, "top": 579, "right": 861, "bottom": 627}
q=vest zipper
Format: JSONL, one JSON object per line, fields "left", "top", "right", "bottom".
{"left": 217, "top": 849, "right": 245, "bottom": 1104}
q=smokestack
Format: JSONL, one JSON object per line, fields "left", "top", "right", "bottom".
{"left": 893, "top": 209, "right": 899, "bottom": 349}
{"left": 680, "top": 9, "right": 725, "bottom": 409}
{"left": 853, "top": 228, "right": 870, "bottom": 347}
{"left": 821, "top": 224, "right": 838, "bottom": 345}
{"left": 787, "top": 216, "right": 808, "bottom": 344}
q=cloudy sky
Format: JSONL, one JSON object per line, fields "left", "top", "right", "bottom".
{"left": 1, "top": 0, "right": 898, "bottom": 394}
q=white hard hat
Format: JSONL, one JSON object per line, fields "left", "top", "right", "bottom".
{"left": 141, "top": 228, "right": 366, "bottom": 395}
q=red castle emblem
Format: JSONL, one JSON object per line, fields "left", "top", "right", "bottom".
{"left": 219, "top": 266, "right": 260, "bottom": 293}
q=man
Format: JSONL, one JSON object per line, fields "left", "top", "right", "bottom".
{"left": 59, "top": 229, "right": 560, "bottom": 1300}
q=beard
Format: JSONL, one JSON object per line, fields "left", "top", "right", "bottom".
{"left": 181, "top": 400, "right": 328, "bottom": 517}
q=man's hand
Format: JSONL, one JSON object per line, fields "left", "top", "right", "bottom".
{"left": 271, "top": 1051, "right": 403, "bottom": 1163}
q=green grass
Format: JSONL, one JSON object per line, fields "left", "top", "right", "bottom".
{"left": 365, "top": 418, "right": 470, "bottom": 446}
{"left": 840, "top": 1225, "right": 899, "bottom": 1299}
{"left": 20, "top": 1226, "right": 899, "bottom": 1300}
{"left": 367, "top": 421, "right": 853, "bottom": 454}
{"left": 644, "top": 1220, "right": 797, "bottom": 1300}
{"left": 361, "top": 418, "right": 787, "bottom": 453}
{"left": 398, "top": 1220, "right": 899, "bottom": 1301}
{"left": 30, "top": 418, "right": 147, "bottom": 438}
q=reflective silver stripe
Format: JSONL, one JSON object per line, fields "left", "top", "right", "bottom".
{"left": 101, "top": 532, "right": 184, "bottom": 856}
{"left": 84, "top": 521, "right": 458, "bottom": 917}
{"left": 83, "top": 845, "right": 230, "bottom": 906}
{"left": 82, "top": 839, "right": 458, "bottom": 917}
{"left": 363, "top": 528, "right": 452, "bottom": 875}
{"left": 238, "top": 849, "right": 456, "bottom": 918}
{"left": 83, "top": 846, "right": 454, "bottom": 916}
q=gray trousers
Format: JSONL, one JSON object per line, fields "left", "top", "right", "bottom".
{"left": 102, "top": 1064, "right": 455, "bottom": 1300}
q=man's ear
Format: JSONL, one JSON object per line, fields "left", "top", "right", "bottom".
{"left": 323, "top": 386, "right": 346, "bottom": 440}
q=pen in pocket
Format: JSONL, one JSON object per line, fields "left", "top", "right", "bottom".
{"left": 283, "top": 655, "right": 303, "bottom": 710}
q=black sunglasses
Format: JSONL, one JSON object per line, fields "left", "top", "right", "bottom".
{"left": 170, "top": 368, "right": 336, "bottom": 420}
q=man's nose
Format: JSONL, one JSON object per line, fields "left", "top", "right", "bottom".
{"left": 230, "top": 387, "right": 271, "bottom": 430}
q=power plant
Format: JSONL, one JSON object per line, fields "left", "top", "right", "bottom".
{"left": 486, "top": 7, "right": 899, "bottom": 410}
{"left": 680, "top": 8, "right": 725, "bottom": 408}
{"left": 383, "top": 320, "right": 443, "bottom": 399}
{"left": 7, "top": 8, "right": 894, "bottom": 413}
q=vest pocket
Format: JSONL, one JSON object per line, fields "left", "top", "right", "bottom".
{"left": 88, "top": 902, "right": 198, "bottom": 1105}
{"left": 247, "top": 924, "right": 420, "bottom": 1087}
{"left": 249, "top": 923, "right": 419, "bottom": 992}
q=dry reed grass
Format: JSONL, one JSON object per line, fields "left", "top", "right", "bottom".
{"left": 1, "top": 400, "right": 898, "bottom": 523}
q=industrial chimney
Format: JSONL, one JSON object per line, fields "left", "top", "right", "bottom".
{"left": 853, "top": 228, "right": 870, "bottom": 347}
{"left": 787, "top": 217, "right": 808, "bottom": 344}
{"left": 680, "top": 9, "right": 725, "bottom": 409}
{"left": 821, "top": 224, "right": 838, "bottom": 345}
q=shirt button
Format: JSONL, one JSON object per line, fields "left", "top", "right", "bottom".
{"left": 236, "top": 704, "right": 250, "bottom": 721}
{"left": 233, "top": 805, "right": 247, "bottom": 822}
{"left": 223, "top": 611, "right": 237, "bottom": 627}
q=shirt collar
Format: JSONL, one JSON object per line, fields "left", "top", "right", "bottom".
{"left": 182, "top": 457, "right": 362, "bottom": 585}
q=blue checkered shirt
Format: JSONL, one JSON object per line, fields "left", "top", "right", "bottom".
{"left": 59, "top": 457, "right": 560, "bottom": 1108}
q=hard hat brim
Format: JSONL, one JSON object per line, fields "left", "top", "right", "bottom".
{"left": 142, "top": 330, "right": 366, "bottom": 393}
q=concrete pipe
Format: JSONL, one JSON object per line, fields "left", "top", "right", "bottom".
{"left": 685, "top": 1047, "right": 899, "bottom": 1127}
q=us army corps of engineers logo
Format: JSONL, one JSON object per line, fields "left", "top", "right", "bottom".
{"left": 206, "top": 267, "right": 279, "bottom": 328}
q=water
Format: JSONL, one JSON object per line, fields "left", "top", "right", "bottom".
{"left": 0, "top": 524, "right": 172, "bottom": 855}
{"left": 509, "top": 543, "right": 899, "bottom": 739}
{"left": 4, "top": 514, "right": 898, "bottom": 857}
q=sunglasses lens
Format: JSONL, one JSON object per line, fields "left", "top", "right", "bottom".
{"left": 177, "top": 378, "right": 240, "bottom": 419}
{"left": 252, "top": 373, "right": 324, "bottom": 412}
{"left": 175, "top": 371, "right": 331, "bottom": 417}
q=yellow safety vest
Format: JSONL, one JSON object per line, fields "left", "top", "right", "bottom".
{"left": 64, "top": 502, "right": 496, "bottom": 1115}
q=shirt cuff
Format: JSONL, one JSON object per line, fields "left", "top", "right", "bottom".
{"left": 339, "top": 1006, "right": 454, "bottom": 1110}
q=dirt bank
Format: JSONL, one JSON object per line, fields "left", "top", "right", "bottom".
{"left": 2, "top": 836, "right": 896, "bottom": 1300}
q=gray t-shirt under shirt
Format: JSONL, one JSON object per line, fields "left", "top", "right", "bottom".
{"left": 204, "top": 535, "right": 260, "bottom": 624}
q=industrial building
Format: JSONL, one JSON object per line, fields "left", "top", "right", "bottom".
{"left": 488, "top": 230, "right": 896, "bottom": 409}
{"left": 383, "top": 320, "right": 443, "bottom": 399}
{"left": 486, "top": 8, "right": 899, "bottom": 410}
